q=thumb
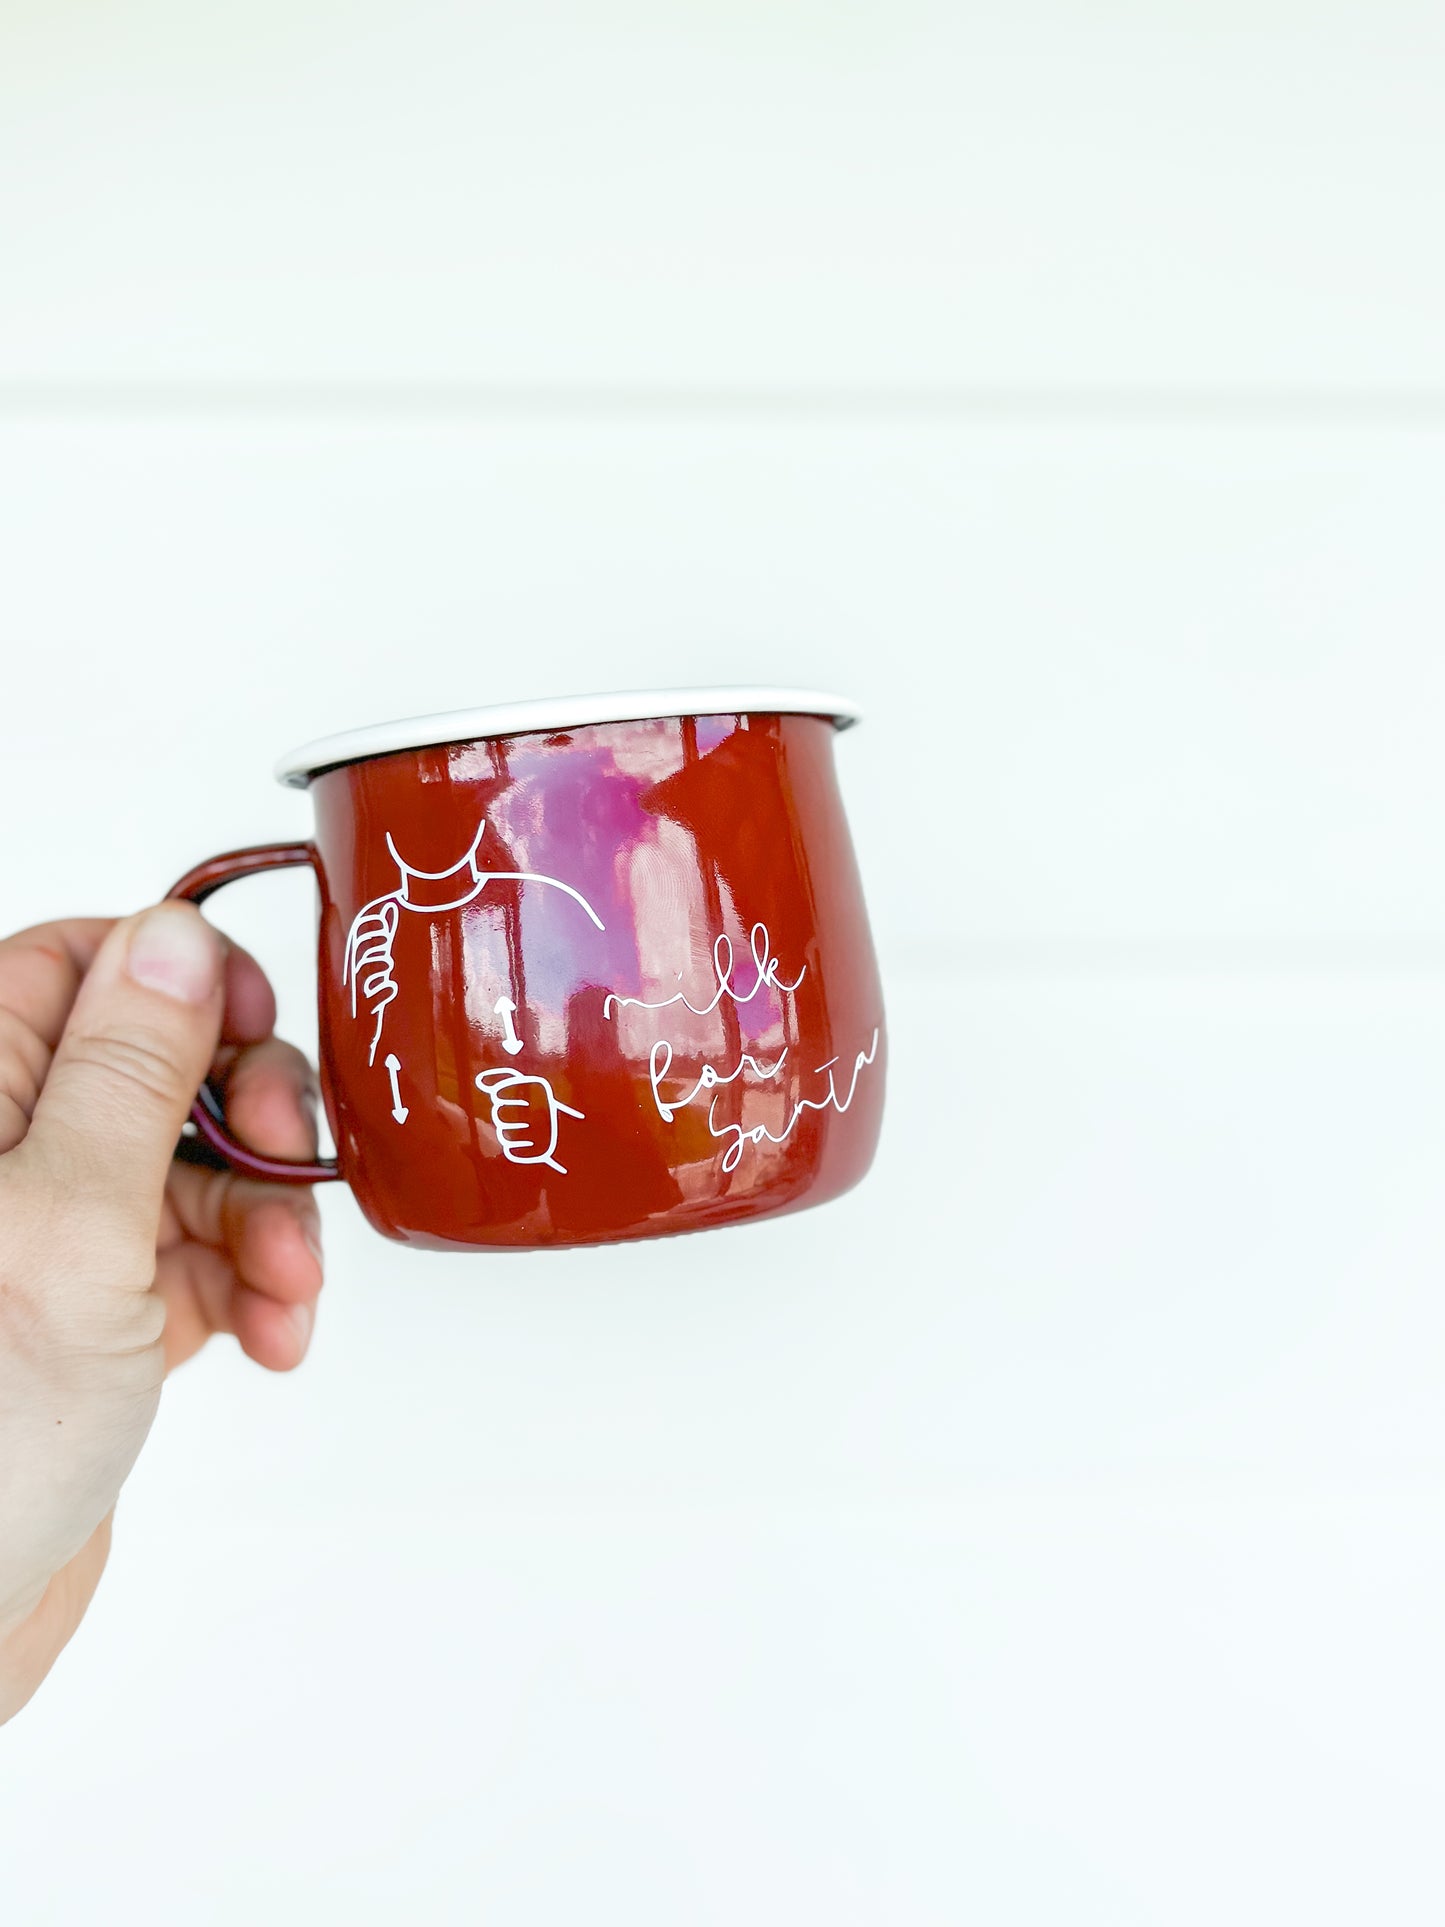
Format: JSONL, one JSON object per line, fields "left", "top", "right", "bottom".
{"left": 27, "top": 902, "right": 225, "bottom": 1231}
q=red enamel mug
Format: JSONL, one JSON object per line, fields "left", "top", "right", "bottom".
{"left": 170, "top": 688, "right": 886, "bottom": 1251}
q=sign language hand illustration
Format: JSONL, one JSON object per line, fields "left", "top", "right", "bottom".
{"left": 343, "top": 820, "right": 605, "bottom": 1066}
{"left": 474, "top": 1067, "right": 585, "bottom": 1175}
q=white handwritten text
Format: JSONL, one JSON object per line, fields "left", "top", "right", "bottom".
{"left": 647, "top": 1039, "right": 787, "bottom": 1123}
{"left": 707, "top": 1028, "right": 881, "bottom": 1174}
{"left": 603, "top": 922, "right": 805, "bottom": 1021}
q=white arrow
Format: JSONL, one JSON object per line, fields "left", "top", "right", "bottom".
{"left": 494, "top": 995, "right": 524, "bottom": 1055}
{"left": 383, "top": 1052, "right": 409, "bottom": 1123}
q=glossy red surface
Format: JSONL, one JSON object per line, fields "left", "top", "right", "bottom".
{"left": 173, "top": 709, "right": 885, "bottom": 1251}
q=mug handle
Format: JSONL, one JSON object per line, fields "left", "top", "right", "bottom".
{"left": 168, "top": 842, "right": 342, "bottom": 1185}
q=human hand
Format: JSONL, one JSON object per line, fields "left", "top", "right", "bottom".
{"left": 474, "top": 1065, "right": 584, "bottom": 1176}
{"left": 0, "top": 904, "right": 324, "bottom": 1724}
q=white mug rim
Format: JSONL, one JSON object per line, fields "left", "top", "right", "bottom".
{"left": 275, "top": 686, "right": 862, "bottom": 789}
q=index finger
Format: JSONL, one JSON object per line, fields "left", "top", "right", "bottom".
{"left": 0, "top": 913, "right": 287, "bottom": 1160}
{"left": 0, "top": 918, "right": 116, "bottom": 1050}
{"left": 0, "top": 915, "right": 278, "bottom": 1057}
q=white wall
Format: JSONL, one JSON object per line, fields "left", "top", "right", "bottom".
{"left": 3, "top": 6, "right": 1444, "bottom": 1923}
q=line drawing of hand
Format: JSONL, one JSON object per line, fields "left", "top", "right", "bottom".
{"left": 343, "top": 820, "right": 605, "bottom": 1067}
{"left": 474, "top": 1066, "right": 585, "bottom": 1175}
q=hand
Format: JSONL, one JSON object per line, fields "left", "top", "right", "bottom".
{"left": 474, "top": 1065, "right": 584, "bottom": 1176}
{"left": 0, "top": 903, "right": 324, "bottom": 1724}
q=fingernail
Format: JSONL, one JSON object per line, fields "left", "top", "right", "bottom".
{"left": 126, "top": 904, "right": 222, "bottom": 1005}
{"left": 300, "top": 1216, "right": 324, "bottom": 1268}
{"left": 289, "top": 1300, "right": 315, "bottom": 1348}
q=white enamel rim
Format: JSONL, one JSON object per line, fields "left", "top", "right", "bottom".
{"left": 275, "top": 686, "right": 862, "bottom": 788}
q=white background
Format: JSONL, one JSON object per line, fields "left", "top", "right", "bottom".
{"left": 3, "top": 4, "right": 1445, "bottom": 1922}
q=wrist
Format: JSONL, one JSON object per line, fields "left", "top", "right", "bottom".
{"left": 0, "top": 1593, "right": 58, "bottom": 1725}
{"left": 0, "top": 1514, "right": 113, "bottom": 1726}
